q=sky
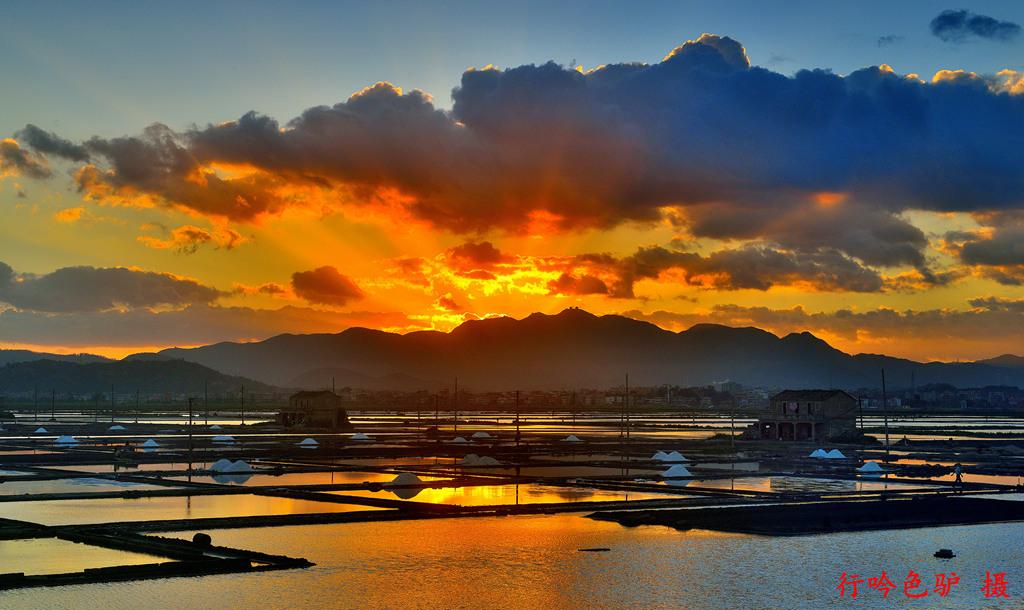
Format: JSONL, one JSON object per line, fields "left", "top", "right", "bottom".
{"left": 2, "top": 1, "right": 1024, "bottom": 363}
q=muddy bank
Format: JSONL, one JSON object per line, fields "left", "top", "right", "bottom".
{"left": 589, "top": 495, "right": 1024, "bottom": 536}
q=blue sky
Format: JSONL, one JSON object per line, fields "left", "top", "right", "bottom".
{"left": 4, "top": 1, "right": 1022, "bottom": 139}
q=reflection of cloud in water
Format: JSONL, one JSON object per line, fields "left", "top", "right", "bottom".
{"left": 769, "top": 477, "right": 855, "bottom": 493}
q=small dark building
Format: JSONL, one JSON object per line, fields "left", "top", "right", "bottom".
{"left": 751, "top": 389, "right": 858, "bottom": 441}
{"left": 278, "top": 390, "right": 350, "bottom": 429}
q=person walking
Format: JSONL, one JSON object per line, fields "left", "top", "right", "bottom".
{"left": 953, "top": 463, "right": 964, "bottom": 493}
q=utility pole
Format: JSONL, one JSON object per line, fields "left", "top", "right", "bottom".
{"left": 188, "top": 397, "right": 194, "bottom": 481}
{"left": 34, "top": 384, "right": 38, "bottom": 422}
{"left": 204, "top": 379, "right": 209, "bottom": 426}
{"left": 110, "top": 383, "right": 114, "bottom": 423}
{"left": 618, "top": 372, "right": 626, "bottom": 438}
{"left": 135, "top": 389, "right": 139, "bottom": 424}
{"left": 240, "top": 385, "right": 245, "bottom": 426}
{"left": 454, "top": 377, "right": 458, "bottom": 435}
{"left": 882, "top": 369, "right": 890, "bottom": 463}
{"left": 515, "top": 390, "right": 521, "bottom": 446}
{"left": 51, "top": 388, "right": 55, "bottom": 420}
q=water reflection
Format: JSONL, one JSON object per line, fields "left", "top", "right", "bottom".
{"left": 0, "top": 537, "right": 162, "bottom": 576}
{"left": 0, "top": 494, "right": 389, "bottom": 526}
{"left": 332, "top": 484, "right": 679, "bottom": 506}
{"left": 6, "top": 516, "right": 1022, "bottom": 609}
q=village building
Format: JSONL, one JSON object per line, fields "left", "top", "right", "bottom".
{"left": 278, "top": 390, "right": 350, "bottom": 429}
{"left": 748, "top": 389, "right": 858, "bottom": 441}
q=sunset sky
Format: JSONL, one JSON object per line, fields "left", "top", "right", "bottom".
{"left": 2, "top": 1, "right": 1024, "bottom": 362}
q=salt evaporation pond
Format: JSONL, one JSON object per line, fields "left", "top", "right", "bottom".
{"left": 4, "top": 515, "right": 1022, "bottom": 608}
{"left": 165, "top": 471, "right": 453, "bottom": 487}
{"left": 0, "top": 494, "right": 390, "bottom": 526}
{"left": 0, "top": 477, "right": 166, "bottom": 496}
{"left": 331, "top": 483, "right": 683, "bottom": 506}
{"left": 681, "top": 475, "right": 939, "bottom": 494}
{"left": 0, "top": 537, "right": 163, "bottom": 576}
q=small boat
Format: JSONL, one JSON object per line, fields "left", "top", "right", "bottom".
{"left": 934, "top": 549, "right": 956, "bottom": 558}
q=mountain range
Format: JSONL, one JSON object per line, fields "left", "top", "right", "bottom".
{"left": 142, "top": 308, "right": 1024, "bottom": 391}
{"left": 3, "top": 309, "right": 1022, "bottom": 394}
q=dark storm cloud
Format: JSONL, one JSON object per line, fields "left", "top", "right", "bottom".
{"left": 290, "top": 266, "right": 364, "bottom": 306}
{"left": 0, "top": 263, "right": 225, "bottom": 313}
{"left": 0, "top": 139, "right": 50, "bottom": 179}
{"left": 13, "top": 34, "right": 1024, "bottom": 263}
{"left": 547, "top": 273, "right": 609, "bottom": 296}
{"left": 930, "top": 9, "right": 1021, "bottom": 43}
{"left": 575, "top": 244, "right": 885, "bottom": 298}
{"left": 15, "top": 124, "right": 91, "bottom": 162}
{"left": 945, "top": 227, "right": 1024, "bottom": 285}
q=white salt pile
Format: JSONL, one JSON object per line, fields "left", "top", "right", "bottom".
{"left": 209, "top": 424, "right": 222, "bottom": 430}
{"left": 209, "top": 459, "right": 252, "bottom": 472}
{"left": 825, "top": 449, "right": 846, "bottom": 459}
{"left": 471, "top": 431, "right": 492, "bottom": 439}
{"left": 809, "top": 449, "right": 828, "bottom": 458}
{"left": 351, "top": 432, "right": 372, "bottom": 441}
{"left": 562, "top": 435, "right": 582, "bottom": 442}
{"left": 55, "top": 435, "right": 78, "bottom": 444}
{"left": 34, "top": 427, "right": 48, "bottom": 434}
{"left": 858, "top": 460, "right": 886, "bottom": 473}
{"left": 298, "top": 438, "right": 318, "bottom": 446}
{"left": 108, "top": 425, "right": 126, "bottom": 431}
{"left": 662, "top": 464, "right": 693, "bottom": 478}
{"left": 141, "top": 439, "right": 160, "bottom": 447}
{"left": 475, "top": 456, "right": 501, "bottom": 466}
{"left": 212, "top": 435, "right": 235, "bottom": 442}
{"left": 459, "top": 454, "right": 480, "bottom": 465}
{"left": 663, "top": 451, "right": 689, "bottom": 462}
{"left": 449, "top": 437, "right": 468, "bottom": 444}
{"left": 652, "top": 451, "right": 669, "bottom": 461}
{"left": 384, "top": 472, "right": 423, "bottom": 487}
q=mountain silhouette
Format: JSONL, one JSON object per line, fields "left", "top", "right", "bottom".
{"left": 150, "top": 309, "right": 1024, "bottom": 391}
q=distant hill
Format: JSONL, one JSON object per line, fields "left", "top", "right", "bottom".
{"left": 0, "top": 359, "right": 278, "bottom": 396}
{"left": 153, "top": 308, "right": 1024, "bottom": 391}
{"left": 0, "top": 349, "right": 111, "bottom": 367}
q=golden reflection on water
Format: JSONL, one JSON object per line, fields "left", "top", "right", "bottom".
{"left": 0, "top": 494, "right": 388, "bottom": 526}
{"left": 334, "top": 484, "right": 679, "bottom": 505}
{"left": 0, "top": 537, "right": 160, "bottom": 575}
